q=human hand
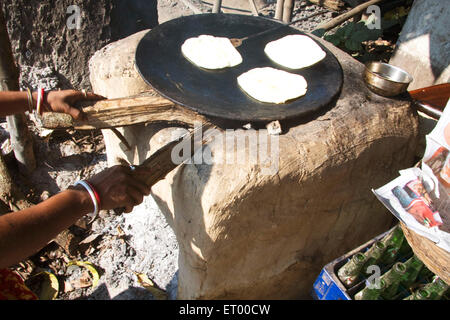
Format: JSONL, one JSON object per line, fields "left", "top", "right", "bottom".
{"left": 85, "top": 165, "right": 152, "bottom": 213}
{"left": 43, "top": 89, "right": 105, "bottom": 120}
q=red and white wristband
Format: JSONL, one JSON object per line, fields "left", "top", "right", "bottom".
{"left": 73, "top": 180, "right": 101, "bottom": 215}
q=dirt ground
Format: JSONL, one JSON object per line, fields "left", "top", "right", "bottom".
{"left": 2, "top": 0, "right": 401, "bottom": 300}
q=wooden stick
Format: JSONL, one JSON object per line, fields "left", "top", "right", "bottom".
{"left": 275, "top": 0, "right": 285, "bottom": 20}
{"left": 212, "top": 0, "right": 222, "bottom": 13}
{"left": 0, "top": 7, "right": 36, "bottom": 172}
{"left": 113, "top": 121, "right": 217, "bottom": 214}
{"left": 314, "top": 0, "right": 384, "bottom": 31}
{"left": 248, "top": 0, "right": 259, "bottom": 16}
{"left": 282, "top": 0, "right": 295, "bottom": 23}
{"left": 41, "top": 92, "right": 208, "bottom": 130}
{"left": 110, "top": 128, "right": 132, "bottom": 150}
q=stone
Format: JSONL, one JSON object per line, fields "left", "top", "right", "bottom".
{"left": 89, "top": 29, "right": 419, "bottom": 299}
{"left": 2, "top": 0, "right": 158, "bottom": 90}
{"left": 389, "top": 0, "right": 450, "bottom": 91}
{"left": 388, "top": 0, "right": 449, "bottom": 158}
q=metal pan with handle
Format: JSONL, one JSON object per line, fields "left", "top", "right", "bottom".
{"left": 134, "top": 13, "right": 344, "bottom": 123}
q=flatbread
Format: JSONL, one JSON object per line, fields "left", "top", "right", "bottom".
{"left": 181, "top": 34, "right": 243, "bottom": 69}
{"left": 264, "top": 34, "right": 326, "bottom": 69}
{"left": 237, "top": 67, "right": 307, "bottom": 104}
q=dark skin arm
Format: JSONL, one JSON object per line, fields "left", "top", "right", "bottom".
{"left": 0, "top": 89, "right": 104, "bottom": 120}
{"left": 0, "top": 165, "right": 152, "bottom": 269}
{"left": 0, "top": 89, "right": 151, "bottom": 268}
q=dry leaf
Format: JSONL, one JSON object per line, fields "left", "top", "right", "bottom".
{"left": 134, "top": 272, "right": 168, "bottom": 300}
{"left": 63, "top": 280, "right": 74, "bottom": 293}
{"left": 117, "top": 226, "right": 125, "bottom": 237}
{"left": 79, "top": 233, "right": 102, "bottom": 245}
{"left": 76, "top": 270, "right": 93, "bottom": 288}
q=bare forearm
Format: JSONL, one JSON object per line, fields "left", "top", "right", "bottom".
{"left": 0, "top": 91, "right": 37, "bottom": 116}
{"left": 0, "top": 188, "right": 92, "bottom": 268}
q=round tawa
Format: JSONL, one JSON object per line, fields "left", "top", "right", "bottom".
{"left": 135, "top": 13, "right": 343, "bottom": 122}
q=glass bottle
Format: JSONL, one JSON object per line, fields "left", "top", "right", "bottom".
{"left": 380, "top": 262, "right": 407, "bottom": 300}
{"left": 379, "top": 225, "right": 405, "bottom": 265}
{"left": 422, "top": 276, "right": 449, "bottom": 300}
{"left": 354, "top": 279, "right": 386, "bottom": 300}
{"left": 400, "top": 254, "right": 424, "bottom": 289}
{"left": 337, "top": 252, "right": 367, "bottom": 288}
{"left": 362, "top": 241, "right": 386, "bottom": 276}
{"left": 403, "top": 288, "right": 431, "bottom": 300}
{"left": 398, "top": 237, "right": 412, "bottom": 258}
{"left": 417, "top": 265, "right": 434, "bottom": 281}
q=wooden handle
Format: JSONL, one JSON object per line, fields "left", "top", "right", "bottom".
{"left": 409, "top": 83, "right": 450, "bottom": 110}
{"left": 113, "top": 121, "right": 216, "bottom": 214}
{"left": 41, "top": 92, "right": 206, "bottom": 130}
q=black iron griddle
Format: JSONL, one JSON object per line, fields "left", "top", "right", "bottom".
{"left": 135, "top": 13, "right": 343, "bottom": 122}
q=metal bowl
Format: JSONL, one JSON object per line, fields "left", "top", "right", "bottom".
{"left": 363, "top": 62, "right": 413, "bottom": 97}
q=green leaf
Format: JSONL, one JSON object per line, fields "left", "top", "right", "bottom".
{"left": 351, "top": 28, "right": 381, "bottom": 43}
{"left": 342, "top": 22, "right": 355, "bottom": 38}
{"left": 345, "top": 38, "right": 362, "bottom": 52}
{"left": 324, "top": 33, "right": 342, "bottom": 46}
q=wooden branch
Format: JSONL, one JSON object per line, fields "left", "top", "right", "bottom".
{"left": 314, "top": 0, "right": 384, "bottom": 31}
{"left": 0, "top": 7, "right": 36, "bottom": 172}
{"left": 275, "top": 0, "right": 285, "bottom": 20}
{"left": 6, "top": 114, "right": 36, "bottom": 171}
{"left": 110, "top": 127, "right": 132, "bottom": 150}
{"left": 212, "top": 0, "right": 222, "bottom": 13}
{"left": 248, "top": 0, "right": 259, "bottom": 16}
{"left": 140, "top": 122, "right": 215, "bottom": 182}
{"left": 307, "top": 0, "right": 345, "bottom": 11}
{"left": 41, "top": 92, "right": 208, "bottom": 130}
{"left": 114, "top": 121, "right": 217, "bottom": 214}
{"left": 282, "top": 0, "right": 295, "bottom": 23}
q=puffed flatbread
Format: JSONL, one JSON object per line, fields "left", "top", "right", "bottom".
{"left": 237, "top": 67, "right": 307, "bottom": 104}
{"left": 264, "top": 34, "right": 326, "bottom": 69}
{"left": 181, "top": 34, "right": 243, "bottom": 69}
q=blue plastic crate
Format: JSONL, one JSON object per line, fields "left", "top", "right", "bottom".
{"left": 312, "top": 265, "right": 351, "bottom": 300}
{"left": 312, "top": 226, "right": 397, "bottom": 300}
